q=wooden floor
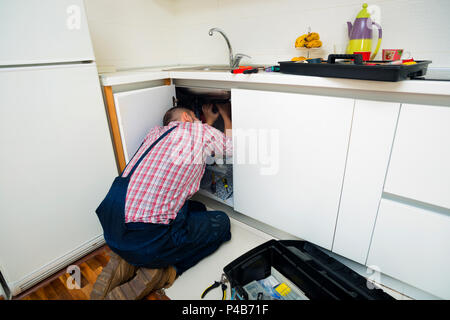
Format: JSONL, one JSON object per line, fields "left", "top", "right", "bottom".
{"left": 18, "top": 246, "right": 169, "bottom": 300}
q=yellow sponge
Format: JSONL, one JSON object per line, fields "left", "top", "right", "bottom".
{"left": 275, "top": 283, "right": 291, "bottom": 296}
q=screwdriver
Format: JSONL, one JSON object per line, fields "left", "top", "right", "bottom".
{"left": 243, "top": 67, "right": 259, "bottom": 74}
{"left": 211, "top": 172, "right": 216, "bottom": 194}
{"left": 222, "top": 177, "right": 229, "bottom": 193}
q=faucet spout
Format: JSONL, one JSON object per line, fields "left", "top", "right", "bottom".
{"left": 208, "top": 27, "right": 234, "bottom": 67}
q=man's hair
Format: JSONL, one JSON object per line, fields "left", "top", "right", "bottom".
{"left": 163, "top": 107, "right": 192, "bottom": 126}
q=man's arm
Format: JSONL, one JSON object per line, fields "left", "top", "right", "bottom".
{"left": 217, "top": 102, "right": 232, "bottom": 137}
{"left": 201, "top": 101, "right": 232, "bottom": 158}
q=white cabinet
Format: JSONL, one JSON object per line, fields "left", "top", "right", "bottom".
{"left": 367, "top": 198, "right": 450, "bottom": 299}
{"left": 332, "top": 100, "right": 400, "bottom": 264}
{"left": 384, "top": 104, "right": 450, "bottom": 209}
{"left": 113, "top": 85, "right": 175, "bottom": 163}
{"left": 231, "top": 89, "right": 354, "bottom": 249}
{"left": 365, "top": 102, "right": 450, "bottom": 299}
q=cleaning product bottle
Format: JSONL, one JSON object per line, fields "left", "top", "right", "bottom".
{"left": 346, "top": 3, "right": 382, "bottom": 60}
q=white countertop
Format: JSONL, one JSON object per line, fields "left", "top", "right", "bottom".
{"left": 100, "top": 65, "right": 450, "bottom": 97}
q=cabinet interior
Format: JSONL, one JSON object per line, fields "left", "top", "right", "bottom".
{"left": 174, "top": 86, "right": 234, "bottom": 208}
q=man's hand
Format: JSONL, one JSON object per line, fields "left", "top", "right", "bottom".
{"left": 217, "top": 102, "right": 232, "bottom": 136}
{"left": 217, "top": 102, "right": 231, "bottom": 122}
{"left": 202, "top": 103, "right": 219, "bottom": 126}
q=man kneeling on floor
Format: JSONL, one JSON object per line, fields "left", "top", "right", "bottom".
{"left": 91, "top": 103, "right": 233, "bottom": 300}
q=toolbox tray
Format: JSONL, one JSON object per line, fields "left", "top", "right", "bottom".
{"left": 279, "top": 54, "right": 431, "bottom": 81}
{"left": 223, "top": 239, "right": 394, "bottom": 300}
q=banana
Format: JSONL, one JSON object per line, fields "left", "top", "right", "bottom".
{"left": 291, "top": 56, "right": 308, "bottom": 61}
{"left": 295, "top": 32, "right": 322, "bottom": 48}
{"left": 306, "top": 32, "right": 320, "bottom": 42}
{"left": 306, "top": 40, "right": 322, "bottom": 48}
{"left": 295, "top": 34, "right": 308, "bottom": 48}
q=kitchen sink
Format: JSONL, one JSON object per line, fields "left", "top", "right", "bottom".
{"left": 162, "top": 65, "right": 233, "bottom": 72}
{"left": 162, "top": 65, "right": 265, "bottom": 72}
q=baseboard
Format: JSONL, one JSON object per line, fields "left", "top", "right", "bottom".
{"left": 0, "top": 267, "right": 11, "bottom": 300}
{"left": 8, "top": 235, "right": 105, "bottom": 297}
{"left": 0, "top": 281, "right": 6, "bottom": 300}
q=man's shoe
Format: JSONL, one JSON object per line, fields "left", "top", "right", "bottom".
{"left": 152, "top": 265, "right": 177, "bottom": 291}
{"left": 90, "top": 251, "right": 137, "bottom": 300}
{"left": 105, "top": 268, "right": 164, "bottom": 300}
{"left": 162, "top": 265, "right": 177, "bottom": 289}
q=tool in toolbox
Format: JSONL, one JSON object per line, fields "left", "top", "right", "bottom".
{"left": 230, "top": 287, "right": 243, "bottom": 300}
{"left": 201, "top": 273, "right": 228, "bottom": 300}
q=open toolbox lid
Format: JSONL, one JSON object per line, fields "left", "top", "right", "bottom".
{"left": 223, "top": 239, "right": 394, "bottom": 300}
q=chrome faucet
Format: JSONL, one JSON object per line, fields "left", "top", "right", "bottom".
{"left": 208, "top": 27, "right": 251, "bottom": 68}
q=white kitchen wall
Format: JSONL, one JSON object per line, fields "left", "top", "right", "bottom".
{"left": 172, "top": 0, "right": 450, "bottom": 67}
{"left": 85, "top": 0, "right": 450, "bottom": 70}
{"left": 84, "top": 0, "right": 178, "bottom": 71}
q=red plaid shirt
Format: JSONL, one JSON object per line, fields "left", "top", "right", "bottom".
{"left": 122, "top": 121, "right": 232, "bottom": 224}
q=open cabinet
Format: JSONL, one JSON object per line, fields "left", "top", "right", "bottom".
{"left": 107, "top": 83, "right": 354, "bottom": 250}
{"left": 109, "top": 83, "right": 234, "bottom": 207}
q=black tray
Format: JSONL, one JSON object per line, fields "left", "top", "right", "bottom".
{"left": 223, "top": 239, "right": 394, "bottom": 300}
{"left": 279, "top": 54, "right": 432, "bottom": 82}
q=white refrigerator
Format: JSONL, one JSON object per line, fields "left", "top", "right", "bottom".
{"left": 0, "top": 0, "right": 117, "bottom": 298}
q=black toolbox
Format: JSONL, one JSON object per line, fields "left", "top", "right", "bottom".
{"left": 223, "top": 239, "right": 394, "bottom": 300}
{"left": 279, "top": 54, "right": 431, "bottom": 81}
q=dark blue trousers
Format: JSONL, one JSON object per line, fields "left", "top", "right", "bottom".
{"left": 95, "top": 124, "right": 231, "bottom": 276}
{"left": 115, "top": 200, "right": 231, "bottom": 275}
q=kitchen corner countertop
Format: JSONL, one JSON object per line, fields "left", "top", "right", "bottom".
{"left": 100, "top": 65, "right": 450, "bottom": 98}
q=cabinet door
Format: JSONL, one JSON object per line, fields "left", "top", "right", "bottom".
{"left": 113, "top": 85, "right": 175, "bottom": 163}
{"left": 384, "top": 104, "right": 450, "bottom": 209}
{"left": 367, "top": 198, "right": 450, "bottom": 299}
{"left": 231, "top": 89, "right": 354, "bottom": 249}
{"left": 332, "top": 100, "right": 400, "bottom": 264}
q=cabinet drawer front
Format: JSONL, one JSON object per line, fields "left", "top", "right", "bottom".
{"left": 367, "top": 198, "right": 450, "bottom": 299}
{"left": 332, "top": 100, "right": 400, "bottom": 264}
{"left": 232, "top": 89, "right": 353, "bottom": 250}
{"left": 384, "top": 104, "right": 450, "bottom": 209}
